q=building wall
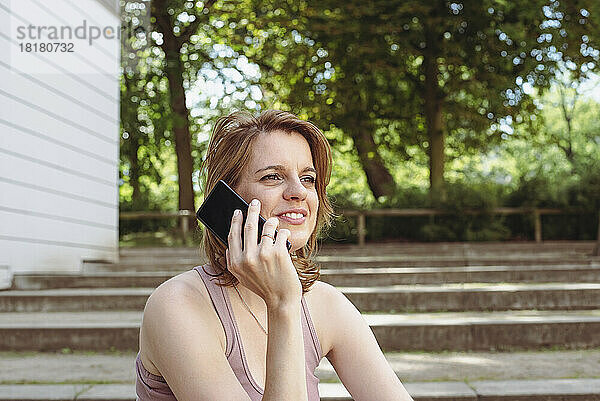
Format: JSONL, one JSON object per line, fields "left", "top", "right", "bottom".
{"left": 0, "top": 0, "right": 120, "bottom": 285}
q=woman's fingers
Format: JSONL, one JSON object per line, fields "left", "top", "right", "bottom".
{"left": 225, "top": 247, "right": 240, "bottom": 281}
{"left": 274, "top": 228, "right": 291, "bottom": 250}
{"left": 259, "top": 217, "right": 279, "bottom": 246}
{"left": 227, "top": 209, "right": 242, "bottom": 263}
{"left": 243, "top": 199, "right": 261, "bottom": 252}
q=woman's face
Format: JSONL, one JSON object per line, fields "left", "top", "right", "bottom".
{"left": 234, "top": 130, "right": 319, "bottom": 252}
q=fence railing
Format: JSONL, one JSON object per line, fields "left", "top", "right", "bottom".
{"left": 342, "top": 207, "right": 582, "bottom": 246}
{"left": 120, "top": 208, "right": 600, "bottom": 255}
{"left": 120, "top": 210, "right": 195, "bottom": 238}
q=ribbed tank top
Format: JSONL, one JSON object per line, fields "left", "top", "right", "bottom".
{"left": 135, "top": 264, "right": 323, "bottom": 401}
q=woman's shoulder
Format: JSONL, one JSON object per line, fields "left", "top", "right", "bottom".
{"left": 147, "top": 269, "right": 210, "bottom": 306}
{"left": 143, "top": 268, "right": 223, "bottom": 334}
{"left": 306, "top": 279, "right": 340, "bottom": 299}
{"left": 304, "top": 280, "right": 351, "bottom": 358}
{"left": 139, "top": 269, "right": 227, "bottom": 373}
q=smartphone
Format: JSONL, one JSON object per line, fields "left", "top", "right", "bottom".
{"left": 196, "top": 180, "right": 292, "bottom": 251}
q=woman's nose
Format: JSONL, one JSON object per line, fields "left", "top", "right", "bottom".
{"left": 283, "top": 178, "right": 308, "bottom": 200}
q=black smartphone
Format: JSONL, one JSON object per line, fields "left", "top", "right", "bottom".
{"left": 196, "top": 180, "right": 292, "bottom": 251}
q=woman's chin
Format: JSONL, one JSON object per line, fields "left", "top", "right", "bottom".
{"left": 288, "top": 235, "right": 309, "bottom": 253}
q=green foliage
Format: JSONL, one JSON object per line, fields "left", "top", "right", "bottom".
{"left": 246, "top": 0, "right": 600, "bottom": 203}
{"left": 118, "top": 1, "right": 600, "bottom": 243}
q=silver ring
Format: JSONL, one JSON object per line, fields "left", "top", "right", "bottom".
{"left": 261, "top": 233, "right": 275, "bottom": 243}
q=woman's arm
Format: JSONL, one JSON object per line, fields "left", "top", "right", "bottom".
{"left": 226, "top": 199, "right": 308, "bottom": 401}
{"left": 317, "top": 282, "right": 414, "bottom": 401}
{"left": 264, "top": 301, "right": 306, "bottom": 399}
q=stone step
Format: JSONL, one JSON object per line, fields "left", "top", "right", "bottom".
{"left": 342, "top": 282, "right": 600, "bottom": 312}
{"left": 13, "top": 272, "right": 175, "bottom": 290}
{"left": 316, "top": 349, "right": 600, "bottom": 384}
{"left": 83, "top": 256, "right": 598, "bottom": 273}
{"left": 113, "top": 251, "right": 593, "bottom": 264}
{"left": 112, "top": 243, "right": 598, "bottom": 273}
{"left": 0, "top": 379, "right": 599, "bottom": 401}
{"left": 118, "top": 241, "right": 597, "bottom": 258}
{"left": 323, "top": 264, "right": 600, "bottom": 286}
{"left": 321, "top": 249, "right": 596, "bottom": 258}
{"left": 3, "top": 283, "right": 600, "bottom": 313}
{"left": 314, "top": 255, "right": 596, "bottom": 269}
{"left": 0, "top": 288, "right": 152, "bottom": 312}
{"left": 13, "top": 264, "right": 600, "bottom": 290}
{"left": 318, "top": 240, "right": 597, "bottom": 253}
{"left": 1, "top": 310, "right": 599, "bottom": 352}
{"left": 4, "top": 349, "right": 598, "bottom": 388}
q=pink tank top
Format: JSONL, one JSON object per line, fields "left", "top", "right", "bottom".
{"left": 135, "top": 264, "right": 323, "bottom": 400}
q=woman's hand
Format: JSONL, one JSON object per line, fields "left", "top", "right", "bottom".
{"left": 225, "top": 198, "right": 302, "bottom": 308}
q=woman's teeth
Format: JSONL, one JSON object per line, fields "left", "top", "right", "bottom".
{"left": 282, "top": 212, "right": 303, "bottom": 219}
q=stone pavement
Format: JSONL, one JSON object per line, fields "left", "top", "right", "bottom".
{"left": 2, "top": 349, "right": 600, "bottom": 384}
{"left": 1, "top": 350, "right": 600, "bottom": 400}
{"left": 1, "top": 380, "right": 600, "bottom": 400}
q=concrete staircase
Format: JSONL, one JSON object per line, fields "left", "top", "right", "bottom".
{"left": 1, "top": 241, "right": 599, "bottom": 400}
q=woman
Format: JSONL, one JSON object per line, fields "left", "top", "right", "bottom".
{"left": 135, "top": 109, "right": 414, "bottom": 401}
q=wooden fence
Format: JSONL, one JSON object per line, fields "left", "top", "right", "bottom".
{"left": 120, "top": 210, "right": 195, "bottom": 238}
{"left": 342, "top": 207, "right": 578, "bottom": 246}
{"left": 120, "top": 208, "right": 600, "bottom": 255}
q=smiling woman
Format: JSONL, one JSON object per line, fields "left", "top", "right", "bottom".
{"left": 135, "top": 109, "right": 414, "bottom": 401}
{"left": 199, "top": 109, "right": 336, "bottom": 292}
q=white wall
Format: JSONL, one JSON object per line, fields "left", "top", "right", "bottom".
{"left": 0, "top": 0, "right": 120, "bottom": 283}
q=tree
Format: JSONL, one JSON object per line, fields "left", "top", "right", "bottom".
{"left": 150, "top": 0, "right": 218, "bottom": 224}
{"left": 247, "top": 0, "right": 599, "bottom": 205}
{"left": 540, "top": 75, "right": 600, "bottom": 169}
{"left": 120, "top": 1, "right": 174, "bottom": 211}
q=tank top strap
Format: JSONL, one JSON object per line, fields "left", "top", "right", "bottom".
{"left": 193, "top": 264, "right": 236, "bottom": 358}
{"left": 301, "top": 295, "right": 323, "bottom": 363}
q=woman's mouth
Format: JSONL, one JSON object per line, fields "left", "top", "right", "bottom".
{"left": 277, "top": 212, "right": 306, "bottom": 225}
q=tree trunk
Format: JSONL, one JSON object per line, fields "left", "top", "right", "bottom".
{"left": 154, "top": 1, "right": 197, "bottom": 228}
{"left": 164, "top": 50, "right": 195, "bottom": 215}
{"left": 423, "top": 32, "right": 446, "bottom": 206}
{"left": 594, "top": 212, "right": 600, "bottom": 257}
{"left": 121, "top": 73, "right": 143, "bottom": 210}
{"left": 350, "top": 120, "right": 396, "bottom": 200}
{"left": 129, "top": 137, "right": 142, "bottom": 209}
{"left": 558, "top": 84, "right": 576, "bottom": 166}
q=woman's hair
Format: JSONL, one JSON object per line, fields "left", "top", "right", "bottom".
{"left": 199, "top": 109, "right": 336, "bottom": 293}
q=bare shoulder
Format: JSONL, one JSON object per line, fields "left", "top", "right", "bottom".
{"left": 304, "top": 280, "right": 358, "bottom": 358}
{"left": 143, "top": 270, "right": 212, "bottom": 320}
{"left": 146, "top": 270, "right": 210, "bottom": 306}
{"left": 138, "top": 269, "right": 258, "bottom": 400}
{"left": 306, "top": 280, "right": 342, "bottom": 300}
{"left": 139, "top": 269, "right": 225, "bottom": 374}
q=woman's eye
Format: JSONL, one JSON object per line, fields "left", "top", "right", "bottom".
{"left": 261, "top": 174, "right": 315, "bottom": 183}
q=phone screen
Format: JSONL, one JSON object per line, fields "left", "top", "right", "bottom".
{"left": 196, "top": 180, "right": 291, "bottom": 250}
